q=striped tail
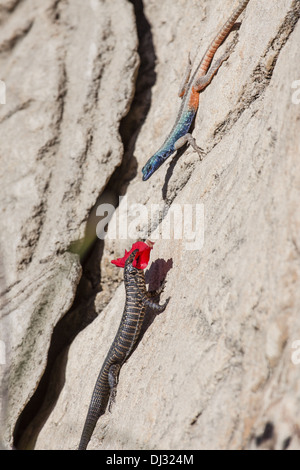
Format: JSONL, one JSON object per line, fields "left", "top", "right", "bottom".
{"left": 199, "top": 0, "right": 250, "bottom": 74}
{"left": 78, "top": 410, "right": 102, "bottom": 450}
{"left": 78, "top": 367, "right": 110, "bottom": 450}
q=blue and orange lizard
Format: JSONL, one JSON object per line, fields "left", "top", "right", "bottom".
{"left": 141, "top": 0, "right": 250, "bottom": 181}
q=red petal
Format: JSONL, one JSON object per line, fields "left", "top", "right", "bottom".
{"left": 111, "top": 241, "right": 153, "bottom": 269}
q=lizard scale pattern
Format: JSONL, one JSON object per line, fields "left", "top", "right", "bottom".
{"left": 141, "top": 0, "right": 250, "bottom": 181}
{"left": 78, "top": 249, "right": 169, "bottom": 450}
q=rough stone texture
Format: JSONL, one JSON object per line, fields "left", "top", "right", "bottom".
{"left": 1, "top": 0, "right": 300, "bottom": 450}
{"left": 0, "top": 0, "right": 139, "bottom": 448}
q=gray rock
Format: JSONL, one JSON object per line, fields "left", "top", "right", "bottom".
{"left": 1, "top": 0, "right": 300, "bottom": 451}
{"left": 0, "top": 0, "right": 138, "bottom": 449}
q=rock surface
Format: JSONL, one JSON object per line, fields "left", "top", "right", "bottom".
{"left": 1, "top": 0, "right": 300, "bottom": 450}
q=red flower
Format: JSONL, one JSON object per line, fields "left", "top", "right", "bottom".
{"left": 111, "top": 240, "right": 154, "bottom": 270}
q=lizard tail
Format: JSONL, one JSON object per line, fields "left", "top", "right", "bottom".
{"left": 78, "top": 367, "right": 110, "bottom": 450}
{"left": 199, "top": 0, "right": 250, "bottom": 74}
{"left": 78, "top": 401, "right": 106, "bottom": 450}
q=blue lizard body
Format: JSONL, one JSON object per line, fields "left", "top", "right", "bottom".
{"left": 141, "top": 0, "right": 250, "bottom": 181}
{"left": 142, "top": 106, "right": 196, "bottom": 181}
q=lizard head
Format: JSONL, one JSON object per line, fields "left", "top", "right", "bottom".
{"left": 125, "top": 248, "right": 139, "bottom": 266}
{"left": 111, "top": 241, "right": 153, "bottom": 270}
{"left": 125, "top": 249, "right": 140, "bottom": 275}
{"left": 142, "top": 149, "right": 173, "bottom": 181}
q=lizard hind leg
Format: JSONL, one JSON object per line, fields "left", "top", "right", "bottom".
{"left": 108, "top": 363, "right": 121, "bottom": 412}
{"left": 194, "top": 50, "right": 230, "bottom": 92}
{"left": 178, "top": 52, "right": 193, "bottom": 98}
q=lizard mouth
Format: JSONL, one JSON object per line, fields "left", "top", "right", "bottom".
{"left": 142, "top": 156, "right": 162, "bottom": 181}
{"left": 142, "top": 164, "right": 154, "bottom": 181}
{"left": 142, "top": 149, "right": 174, "bottom": 181}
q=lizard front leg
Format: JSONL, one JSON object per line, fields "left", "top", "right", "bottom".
{"left": 146, "top": 279, "right": 167, "bottom": 299}
{"left": 174, "top": 133, "right": 205, "bottom": 159}
{"left": 143, "top": 296, "right": 170, "bottom": 313}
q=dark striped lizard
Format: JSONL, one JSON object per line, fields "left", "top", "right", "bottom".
{"left": 78, "top": 247, "right": 169, "bottom": 450}
{"left": 142, "top": 0, "right": 250, "bottom": 181}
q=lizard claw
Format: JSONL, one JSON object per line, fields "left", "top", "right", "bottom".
{"left": 196, "top": 147, "right": 205, "bottom": 161}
